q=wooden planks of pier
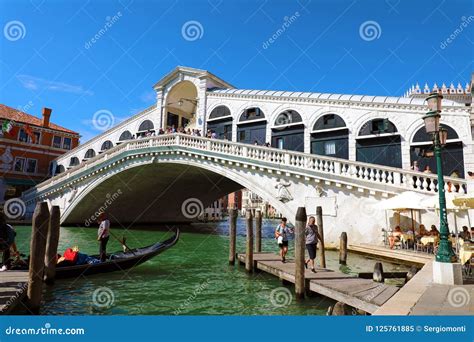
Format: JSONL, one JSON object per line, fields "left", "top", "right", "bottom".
{"left": 349, "top": 243, "right": 434, "bottom": 266}
{"left": 0, "top": 270, "right": 28, "bottom": 314}
{"left": 237, "top": 252, "right": 400, "bottom": 314}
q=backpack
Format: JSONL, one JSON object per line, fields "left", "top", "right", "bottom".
{"left": 0, "top": 224, "right": 15, "bottom": 250}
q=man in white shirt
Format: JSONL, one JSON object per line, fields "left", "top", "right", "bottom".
{"left": 97, "top": 212, "right": 110, "bottom": 262}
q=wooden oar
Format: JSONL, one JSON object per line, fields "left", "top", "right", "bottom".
{"left": 109, "top": 231, "right": 135, "bottom": 254}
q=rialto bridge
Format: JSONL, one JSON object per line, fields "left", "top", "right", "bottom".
{"left": 22, "top": 66, "right": 473, "bottom": 246}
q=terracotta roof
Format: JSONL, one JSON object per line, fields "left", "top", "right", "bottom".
{"left": 0, "top": 104, "right": 79, "bottom": 135}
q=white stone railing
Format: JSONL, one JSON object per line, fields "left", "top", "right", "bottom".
{"left": 23, "top": 133, "right": 468, "bottom": 200}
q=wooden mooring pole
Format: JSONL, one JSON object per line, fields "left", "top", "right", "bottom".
{"left": 373, "top": 262, "right": 385, "bottom": 283}
{"left": 316, "top": 206, "right": 326, "bottom": 268}
{"left": 339, "top": 232, "right": 348, "bottom": 265}
{"left": 294, "top": 207, "right": 307, "bottom": 299}
{"left": 255, "top": 209, "right": 262, "bottom": 252}
{"left": 228, "top": 209, "right": 237, "bottom": 265}
{"left": 245, "top": 210, "right": 254, "bottom": 273}
{"left": 44, "top": 206, "right": 61, "bottom": 285}
{"left": 27, "top": 202, "right": 50, "bottom": 314}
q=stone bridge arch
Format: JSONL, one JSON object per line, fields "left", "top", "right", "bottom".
{"left": 60, "top": 157, "right": 300, "bottom": 227}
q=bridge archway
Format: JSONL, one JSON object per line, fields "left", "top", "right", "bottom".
{"left": 84, "top": 149, "right": 96, "bottom": 160}
{"left": 356, "top": 118, "right": 401, "bottom": 168}
{"left": 62, "top": 160, "right": 293, "bottom": 226}
{"left": 237, "top": 107, "right": 267, "bottom": 145}
{"left": 207, "top": 105, "right": 232, "bottom": 139}
{"left": 311, "top": 114, "right": 349, "bottom": 159}
{"left": 271, "top": 110, "right": 304, "bottom": 151}
{"left": 164, "top": 80, "right": 198, "bottom": 130}
{"left": 101, "top": 140, "right": 113, "bottom": 151}
{"left": 119, "top": 130, "right": 133, "bottom": 142}
{"left": 410, "top": 124, "right": 464, "bottom": 177}
{"left": 69, "top": 156, "right": 80, "bottom": 168}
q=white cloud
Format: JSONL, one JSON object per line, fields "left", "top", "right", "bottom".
{"left": 16, "top": 75, "right": 94, "bottom": 96}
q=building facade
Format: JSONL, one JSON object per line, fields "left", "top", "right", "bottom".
{"left": 52, "top": 67, "right": 473, "bottom": 181}
{"left": 0, "top": 105, "right": 80, "bottom": 203}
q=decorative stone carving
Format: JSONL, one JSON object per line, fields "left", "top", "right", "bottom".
{"left": 275, "top": 179, "right": 292, "bottom": 203}
{"left": 315, "top": 186, "right": 325, "bottom": 197}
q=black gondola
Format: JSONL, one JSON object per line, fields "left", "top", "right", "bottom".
{"left": 51, "top": 229, "right": 180, "bottom": 279}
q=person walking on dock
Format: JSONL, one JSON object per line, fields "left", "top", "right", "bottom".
{"left": 0, "top": 212, "right": 19, "bottom": 271}
{"left": 275, "top": 217, "right": 292, "bottom": 263}
{"left": 97, "top": 212, "right": 110, "bottom": 262}
{"left": 305, "top": 216, "right": 322, "bottom": 273}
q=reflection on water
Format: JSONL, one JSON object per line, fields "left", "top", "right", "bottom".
{"left": 13, "top": 218, "right": 408, "bottom": 315}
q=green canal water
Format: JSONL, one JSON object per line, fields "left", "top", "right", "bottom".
{"left": 13, "top": 219, "right": 409, "bottom": 315}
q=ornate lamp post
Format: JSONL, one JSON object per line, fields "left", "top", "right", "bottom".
{"left": 422, "top": 93, "right": 456, "bottom": 263}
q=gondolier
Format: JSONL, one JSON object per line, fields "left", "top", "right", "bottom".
{"left": 97, "top": 212, "right": 110, "bottom": 262}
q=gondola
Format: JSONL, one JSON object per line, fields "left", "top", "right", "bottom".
{"left": 46, "top": 229, "right": 179, "bottom": 279}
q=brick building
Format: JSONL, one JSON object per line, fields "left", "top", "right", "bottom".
{"left": 0, "top": 104, "right": 80, "bottom": 203}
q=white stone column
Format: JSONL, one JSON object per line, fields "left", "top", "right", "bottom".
{"left": 265, "top": 122, "right": 272, "bottom": 145}
{"left": 304, "top": 126, "right": 311, "bottom": 153}
{"left": 348, "top": 133, "right": 357, "bottom": 161}
{"left": 400, "top": 138, "right": 411, "bottom": 169}
{"left": 155, "top": 88, "right": 164, "bottom": 129}
{"left": 196, "top": 79, "right": 207, "bottom": 133}
{"left": 232, "top": 121, "right": 238, "bottom": 142}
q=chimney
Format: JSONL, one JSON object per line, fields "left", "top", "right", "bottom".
{"left": 42, "top": 107, "right": 52, "bottom": 128}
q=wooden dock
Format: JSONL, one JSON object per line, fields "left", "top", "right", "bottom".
{"left": 348, "top": 243, "right": 434, "bottom": 266}
{"left": 0, "top": 270, "right": 28, "bottom": 314}
{"left": 237, "top": 252, "right": 400, "bottom": 314}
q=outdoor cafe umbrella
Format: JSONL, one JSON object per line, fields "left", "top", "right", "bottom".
{"left": 452, "top": 194, "right": 474, "bottom": 209}
{"left": 374, "top": 191, "right": 427, "bottom": 250}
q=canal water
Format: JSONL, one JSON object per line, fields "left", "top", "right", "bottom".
{"left": 13, "top": 218, "right": 409, "bottom": 315}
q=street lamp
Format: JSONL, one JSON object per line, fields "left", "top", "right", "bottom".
{"left": 422, "top": 92, "right": 456, "bottom": 263}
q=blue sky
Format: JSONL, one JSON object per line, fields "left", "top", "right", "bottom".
{"left": 0, "top": 0, "right": 472, "bottom": 142}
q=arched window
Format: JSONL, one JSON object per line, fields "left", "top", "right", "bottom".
{"left": 274, "top": 110, "right": 302, "bottom": 127}
{"left": 84, "top": 149, "right": 96, "bottom": 159}
{"left": 101, "top": 140, "right": 113, "bottom": 151}
{"left": 207, "top": 106, "right": 232, "bottom": 140}
{"left": 138, "top": 120, "right": 154, "bottom": 132}
{"left": 271, "top": 110, "right": 304, "bottom": 152}
{"left": 119, "top": 130, "right": 132, "bottom": 141}
{"left": 412, "top": 125, "right": 458, "bottom": 142}
{"left": 313, "top": 114, "right": 346, "bottom": 131}
{"left": 358, "top": 118, "right": 397, "bottom": 136}
{"left": 237, "top": 107, "right": 266, "bottom": 145}
{"left": 410, "top": 124, "right": 464, "bottom": 177}
{"left": 209, "top": 106, "right": 231, "bottom": 120}
{"left": 238, "top": 107, "right": 265, "bottom": 122}
{"left": 56, "top": 165, "right": 65, "bottom": 174}
{"left": 69, "top": 157, "right": 80, "bottom": 167}
{"left": 311, "top": 114, "right": 348, "bottom": 159}
{"left": 356, "top": 118, "right": 401, "bottom": 168}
